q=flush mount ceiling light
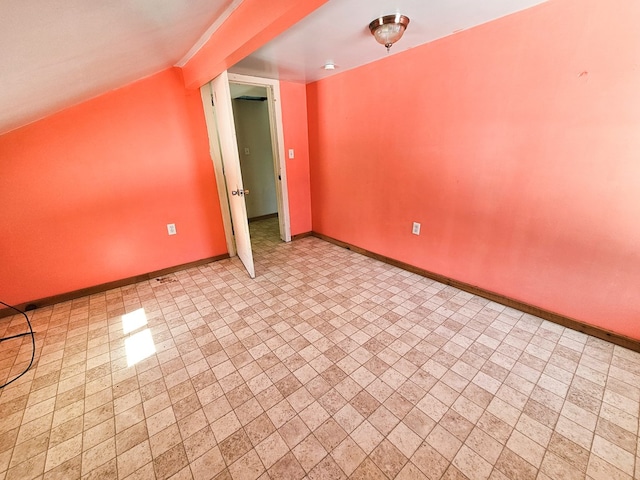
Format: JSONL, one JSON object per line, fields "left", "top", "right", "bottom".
{"left": 369, "top": 14, "right": 410, "bottom": 53}
{"left": 323, "top": 62, "right": 337, "bottom": 70}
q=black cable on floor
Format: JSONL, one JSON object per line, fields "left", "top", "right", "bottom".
{"left": 0, "top": 300, "right": 36, "bottom": 389}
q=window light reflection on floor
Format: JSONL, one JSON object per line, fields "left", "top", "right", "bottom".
{"left": 121, "top": 308, "right": 148, "bottom": 334}
{"left": 121, "top": 308, "right": 156, "bottom": 367}
{"left": 125, "top": 328, "right": 156, "bottom": 367}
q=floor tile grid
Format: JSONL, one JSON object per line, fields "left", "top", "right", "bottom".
{"left": 250, "top": 220, "right": 640, "bottom": 476}
{"left": 0, "top": 218, "right": 638, "bottom": 480}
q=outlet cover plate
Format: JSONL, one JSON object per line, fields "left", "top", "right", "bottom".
{"left": 167, "top": 224, "right": 177, "bottom": 235}
{"left": 412, "top": 222, "right": 421, "bottom": 235}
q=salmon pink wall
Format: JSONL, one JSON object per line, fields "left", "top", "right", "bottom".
{"left": 280, "top": 81, "right": 312, "bottom": 235}
{"left": 182, "top": 0, "right": 328, "bottom": 89}
{"left": 307, "top": 0, "right": 640, "bottom": 340}
{"left": 0, "top": 68, "right": 227, "bottom": 305}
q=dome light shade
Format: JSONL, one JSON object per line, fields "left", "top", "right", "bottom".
{"left": 369, "top": 14, "right": 410, "bottom": 53}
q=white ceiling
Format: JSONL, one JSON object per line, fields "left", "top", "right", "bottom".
{"left": 0, "top": 0, "right": 547, "bottom": 135}
{"left": 0, "top": 0, "right": 238, "bottom": 134}
{"left": 230, "top": 0, "right": 548, "bottom": 83}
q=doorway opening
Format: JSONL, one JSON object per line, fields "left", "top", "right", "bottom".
{"left": 200, "top": 73, "right": 291, "bottom": 278}
{"left": 230, "top": 84, "right": 283, "bottom": 255}
{"left": 230, "top": 85, "right": 277, "bottom": 220}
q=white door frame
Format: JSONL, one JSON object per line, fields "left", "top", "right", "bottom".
{"left": 228, "top": 73, "right": 292, "bottom": 242}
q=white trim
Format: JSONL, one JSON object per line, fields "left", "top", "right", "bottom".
{"left": 176, "top": 0, "right": 244, "bottom": 68}
{"left": 228, "top": 73, "right": 292, "bottom": 242}
{"left": 199, "top": 83, "right": 236, "bottom": 257}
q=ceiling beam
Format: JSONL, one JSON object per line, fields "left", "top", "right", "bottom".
{"left": 181, "top": 0, "right": 329, "bottom": 89}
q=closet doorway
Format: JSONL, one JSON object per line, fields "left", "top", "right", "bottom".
{"left": 200, "top": 72, "right": 291, "bottom": 278}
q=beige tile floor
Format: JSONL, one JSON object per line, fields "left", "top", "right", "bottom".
{"left": 0, "top": 217, "right": 639, "bottom": 480}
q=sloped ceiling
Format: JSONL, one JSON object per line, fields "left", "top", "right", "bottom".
{"left": 0, "top": 0, "right": 238, "bottom": 135}
{"left": 0, "top": 0, "right": 547, "bottom": 135}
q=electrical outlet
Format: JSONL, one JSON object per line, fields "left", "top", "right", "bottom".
{"left": 412, "top": 222, "right": 421, "bottom": 235}
{"left": 167, "top": 224, "right": 177, "bottom": 235}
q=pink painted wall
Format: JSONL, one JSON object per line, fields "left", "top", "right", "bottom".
{"left": 0, "top": 68, "right": 227, "bottom": 305}
{"left": 182, "top": 0, "right": 328, "bottom": 89}
{"left": 307, "top": 0, "right": 640, "bottom": 339}
{"left": 280, "top": 81, "right": 312, "bottom": 235}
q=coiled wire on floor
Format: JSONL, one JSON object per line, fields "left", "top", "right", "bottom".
{"left": 0, "top": 300, "right": 36, "bottom": 389}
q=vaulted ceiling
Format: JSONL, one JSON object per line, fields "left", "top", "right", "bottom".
{"left": 0, "top": 0, "right": 547, "bottom": 135}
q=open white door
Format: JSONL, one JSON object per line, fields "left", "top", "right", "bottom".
{"left": 211, "top": 71, "right": 255, "bottom": 278}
